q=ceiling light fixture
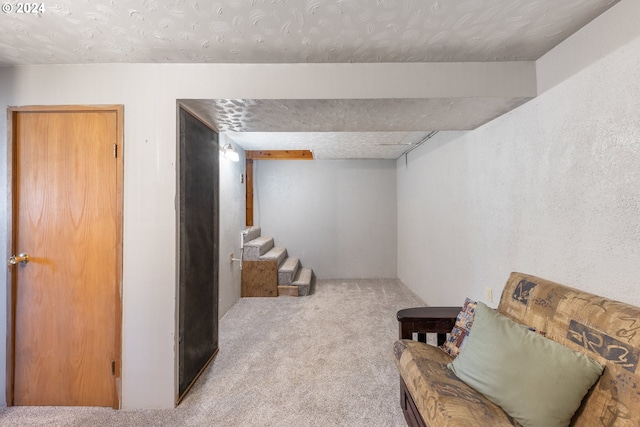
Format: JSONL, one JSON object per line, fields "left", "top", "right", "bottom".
{"left": 220, "top": 143, "right": 239, "bottom": 162}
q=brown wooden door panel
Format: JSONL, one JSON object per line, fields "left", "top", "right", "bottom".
{"left": 10, "top": 107, "right": 122, "bottom": 407}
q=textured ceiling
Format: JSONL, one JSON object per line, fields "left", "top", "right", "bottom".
{"left": 0, "top": 0, "right": 620, "bottom": 159}
{"left": 181, "top": 97, "right": 530, "bottom": 159}
{"left": 183, "top": 98, "right": 531, "bottom": 133}
{"left": 227, "top": 131, "right": 431, "bottom": 160}
{"left": 0, "top": 0, "right": 619, "bottom": 65}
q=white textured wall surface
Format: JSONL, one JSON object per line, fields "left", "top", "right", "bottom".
{"left": 217, "top": 135, "right": 245, "bottom": 318}
{"left": 0, "top": 67, "right": 11, "bottom": 408}
{"left": 536, "top": 0, "right": 640, "bottom": 94}
{"left": 254, "top": 160, "right": 397, "bottom": 279}
{"left": 1, "top": 62, "right": 501, "bottom": 408}
{"left": 397, "top": 8, "right": 640, "bottom": 308}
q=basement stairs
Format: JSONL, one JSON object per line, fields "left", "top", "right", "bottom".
{"left": 241, "top": 226, "right": 315, "bottom": 297}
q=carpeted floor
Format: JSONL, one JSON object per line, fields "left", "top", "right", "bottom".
{"left": 0, "top": 279, "right": 424, "bottom": 426}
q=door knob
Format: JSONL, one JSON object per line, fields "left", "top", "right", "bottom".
{"left": 8, "top": 253, "right": 29, "bottom": 265}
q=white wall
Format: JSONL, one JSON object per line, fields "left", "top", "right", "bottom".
{"left": 218, "top": 135, "right": 245, "bottom": 316}
{"left": 0, "top": 61, "right": 533, "bottom": 408}
{"left": 536, "top": 0, "right": 640, "bottom": 95}
{"left": 397, "top": 0, "right": 640, "bottom": 309}
{"left": 0, "top": 67, "right": 12, "bottom": 410}
{"left": 0, "top": 6, "right": 636, "bottom": 406}
{"left": 253, "top": 159, "right": 397, "bottom": 279}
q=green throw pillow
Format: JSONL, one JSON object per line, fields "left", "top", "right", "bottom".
{"left": 448, "top": 302, "right": 604, "bottom": 427}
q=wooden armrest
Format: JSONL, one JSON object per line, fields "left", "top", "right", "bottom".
{"left": 397, "top": 306, "right": 460, "bottom": 344}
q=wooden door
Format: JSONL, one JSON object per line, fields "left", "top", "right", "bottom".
{"left": 7, "top": 106, "right": 123, "bottom": 407}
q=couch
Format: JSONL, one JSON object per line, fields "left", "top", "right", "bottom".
{"left": 393, "top": 272, "right": 640, "bottom": 427}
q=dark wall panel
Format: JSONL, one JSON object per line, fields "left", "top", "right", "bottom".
{"left": 178, "top": 107, "right": 219, "bottom": 400}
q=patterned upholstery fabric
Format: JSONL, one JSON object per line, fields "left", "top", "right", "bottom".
{"left": 393, "top": 339, "right": 521, "bottom": 426}
{"left": 498, "top": 273, "right": 640, "bottom": 427}
{"left": 440, "top": 298, "right": 477, "bottom": 357}
{"left": 395, "top": 272, "right": 640, "bottom": 427}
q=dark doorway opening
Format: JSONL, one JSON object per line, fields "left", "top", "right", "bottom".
{"left": 177, "top": 106, "right": 219, "bottom": 402}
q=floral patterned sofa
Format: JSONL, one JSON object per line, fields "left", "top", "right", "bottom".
{"left": 394, "top": 272, "right": 640, "bottom": 427}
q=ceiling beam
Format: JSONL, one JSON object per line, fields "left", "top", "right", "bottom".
{"left": 246, "top": 150, "right": 314, "bottom": 160}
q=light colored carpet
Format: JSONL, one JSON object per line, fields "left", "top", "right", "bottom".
{"left": 0, "top": 279, "right": 424, "bottom": 426}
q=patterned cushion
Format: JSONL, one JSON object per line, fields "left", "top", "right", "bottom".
{"left": 499, "top": 272, "right": 640, "bottom": 427}
{"left": 440, "top": 298, "right": 477, "bottom": 357}
{"left": 394, "top": 339, "right": 521, "bottom": 427}
{"left": 449, "top": 302, "right": 604, "bottom": 427}
{"left": 396, "top": 273, "right": 640, "bottom": 427}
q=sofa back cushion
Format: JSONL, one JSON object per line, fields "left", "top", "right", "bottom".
{"left": 498, "top": 272, "right": 640, "bottom": 427}
{"left": 449, "top": 302, "right": 603, "bottom": 427}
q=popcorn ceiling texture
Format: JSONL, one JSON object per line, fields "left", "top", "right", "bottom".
{"left": 0, "top": 1, "right": 621, "bottom": 160}
{"left": 5, "top": 0, "right": 614, "bottom": 160}
{"left": 397, "top": 25, "right": 640, "bottom": 308}
{"left": 185, "top": 98, "right": 531, "bottom": 132}
{"left": 181, "top": 97, "right": 530, "bottom": 159}
{"left": 0, "top": 0, "right": 619, "bottom": 65}
{"left": 231, "top": 131, "right": 424, "bottom": 160}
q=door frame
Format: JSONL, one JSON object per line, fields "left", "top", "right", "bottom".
{"left": 5, "top": 105, "right": 124, "bottom": 408}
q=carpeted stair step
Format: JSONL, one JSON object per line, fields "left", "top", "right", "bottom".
{"left": 278, "top": 257, "right": 300, "bottom": 286}
{"left": 242, "top": 226, "right": 262, "bottom": 245}
{"left": 243, "top": 236, "right": 274, "bottom": 260}
{"left": 292, "top": 267, "right": 313, "bottom": 296}
{"left": 259, "top": 246, "right": 288, "bottom": 267}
